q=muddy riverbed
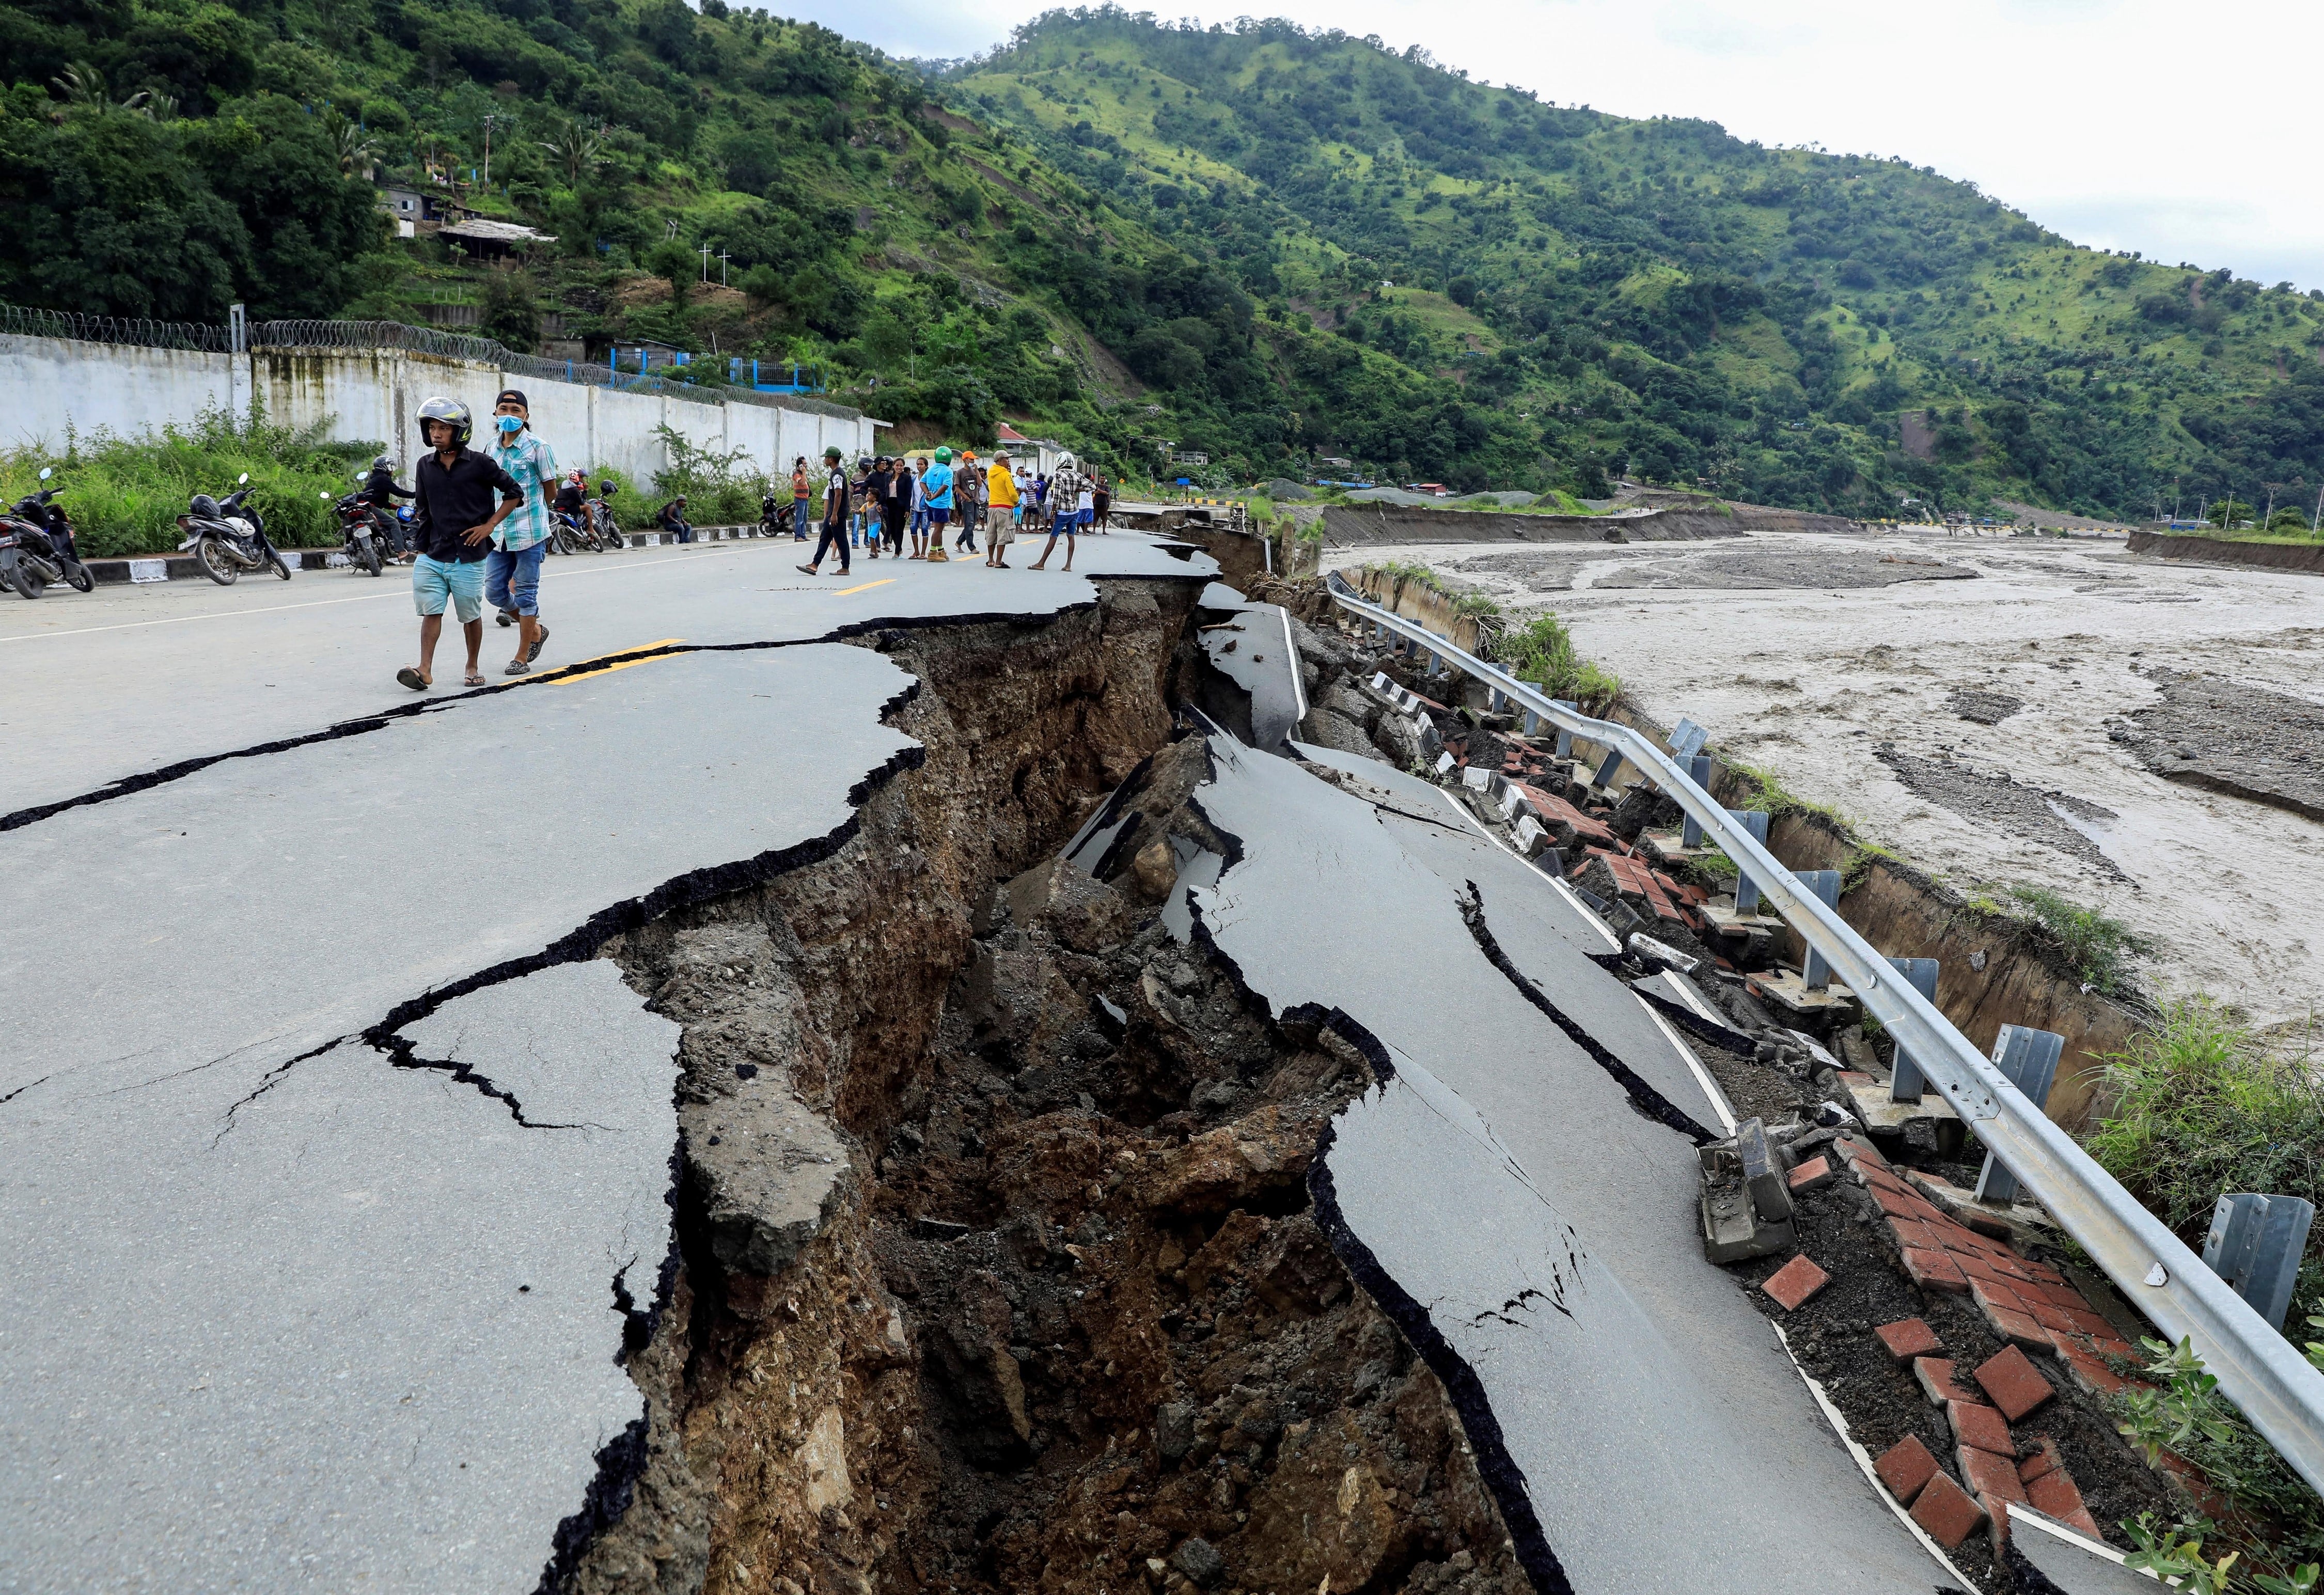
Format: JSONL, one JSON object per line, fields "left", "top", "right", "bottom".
{"left": 1326, "top": 528, "right": 2324, "bottom": 1033}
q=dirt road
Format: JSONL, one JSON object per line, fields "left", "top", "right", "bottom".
{"left": 1326, "top": 528, "right": 2324, "bottom": 1033}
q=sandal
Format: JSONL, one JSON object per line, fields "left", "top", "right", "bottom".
{"left": 528, "top": 625, "right": 549, "bottom": 662}
{"left": 463, "top": 671, "right": 486, "bottom": 687}
{"left": 396, "top": 666, "right": 429, "bottom": 692}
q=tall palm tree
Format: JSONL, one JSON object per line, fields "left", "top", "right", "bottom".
{"left": 538, "top": 121, "right": 605, "bottom": 186}
{"left": 327, "top": 112, "right": 378, "bottom": 177}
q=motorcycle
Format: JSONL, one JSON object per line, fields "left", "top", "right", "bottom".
{"left": 588, "top": 481, "right": 625, "bottom": 551}
{"left": 1, "top": 467, "right": 95, "bottom": 600}
{"left": 178, "top": 473, "right": 292, "bottom": 585}
{"left": 325, "top": 481, "right": 391, "bottom": 576}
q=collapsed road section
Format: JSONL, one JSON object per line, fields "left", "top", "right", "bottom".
{"left": 5, "top": 537, "right": 2229, "bottom": 1594}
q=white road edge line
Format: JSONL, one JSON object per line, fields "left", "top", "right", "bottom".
{"left": 1631, "top": 994, "right": 1738, "bottom": 1134}
{"left": 0, "top": 545, "right": 761, "bottom": 644}
{"left": 1770, "top": 1319, "right": 1984, "bottom": 1593}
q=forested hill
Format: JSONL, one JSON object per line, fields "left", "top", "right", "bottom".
{"left": 3, "top": 0, "right": 2319, "bottom": 518}
{"left": 952, "top": 10, "right": 2324, "bottom": 519}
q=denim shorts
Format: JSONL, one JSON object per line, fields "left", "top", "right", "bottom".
{"left": 413, "top": 554, "right": 484, "bottom": 623}
{"left": 485, "top": 541, "right": 547, "bottom": 617}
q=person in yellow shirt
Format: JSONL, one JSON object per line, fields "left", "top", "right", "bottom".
{"left": 983, "top": 455, "right": 1020, "bottom": 568}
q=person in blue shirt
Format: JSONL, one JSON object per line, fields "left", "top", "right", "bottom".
{"left": 922, "top": 446, "right": 956, "bottom": 565}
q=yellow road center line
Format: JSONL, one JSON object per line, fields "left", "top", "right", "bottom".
{"left": 834, "top": 578, "right": 897, "bottom": 597}
{"left": 551, "top": 638, "right": 686, "bottom": 685}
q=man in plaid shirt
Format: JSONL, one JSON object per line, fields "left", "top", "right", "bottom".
{"left": 486, "top": 389, "right": 558, "bottom": 676}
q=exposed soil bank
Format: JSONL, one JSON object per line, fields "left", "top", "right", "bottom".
{"left": 558, "top": 581, "right": 1530, "bottom": 1594}
{"left": 2127, "top": 530, "right": 2324, "bottom": 575}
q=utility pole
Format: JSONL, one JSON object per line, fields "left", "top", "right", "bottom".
{"left": 699, "top": 242, "right": 712, "bottom": 283}
{"left": 717, "top": 248, "right": 730, "bottom": 288}
{"left": 481, "top": 113, "right": 502, "bottom": 189}
{"left": 2312, "top": 485, "right": 2322, "bottom": 538}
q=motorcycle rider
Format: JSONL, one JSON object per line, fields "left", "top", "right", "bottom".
{"left": 554, "top": 468, "right": 587, "bottom": 531}
{"left": 655, "top": 495, "right": 694, "bottom": 543}
{"left": 363, "top": 452, "right": 416, "bottom": 562}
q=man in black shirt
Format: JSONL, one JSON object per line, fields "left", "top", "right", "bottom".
{"left": 398, "top": 396, "right": 522, "bottom": 692}
{"left": 796, "top": 445, "right": 851, "bottom": 576}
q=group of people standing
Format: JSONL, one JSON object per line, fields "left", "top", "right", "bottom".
{"left": 382, "top": 394, "right": 1133, "bottom": 689}
{"left": 789, "top": 445, "right": 1111, "bottom": 578}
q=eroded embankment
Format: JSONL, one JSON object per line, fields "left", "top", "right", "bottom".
{"left": 563, "top": 582, "right": 1529, "bottom": 1594}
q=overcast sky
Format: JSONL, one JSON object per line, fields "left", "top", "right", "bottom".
{"left": 786, "top": 0, "right": 2324, "bottom": 291}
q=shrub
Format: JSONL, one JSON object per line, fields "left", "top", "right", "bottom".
{"left": 648, "top": 422, "right": 766, "bottom": 525}
{"left": 2086, "top": 1000, "right": 2324, "bottom": 1287}
{"left": 2005, "top": 883, "right": 2150, "bottom": 995}
{"left": 1500, "top": 610, "right": 1620, "bottom": 712}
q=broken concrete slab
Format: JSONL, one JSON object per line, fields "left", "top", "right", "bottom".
{"left": 1189, "top": 733, "right": 1961, "bottom": 1592}
{"left": 686, "top": 1087, "right": 851, "bottom": 1277}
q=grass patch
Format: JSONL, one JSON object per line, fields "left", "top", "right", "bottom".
{"left": 1842, "top": 841, "right": 1901, "bottom": 894}
{"left": 2087, "top": 1004, "right": 2324, "bottom": 1583}
{"left": 1498, "top": 610, "right": 1621, "bottom": 713}
{"left": 2086, "top": 1000, "right": 2324, "bottom": 1283}
{"left": 0, "top": 405, "right": 382, "bottom": 556}
{"left": 1732, "top": 762, "right": 1847, "bottom": 827}
{"left": 2004, "top": 883, "right": 2152, "bottom": 996}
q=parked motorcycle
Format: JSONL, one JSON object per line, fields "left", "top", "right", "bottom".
{"left": 0, "top": 467, "right": 95, "bottom": 600}
{"left": 589, "top": 481, "right": 625, "bottom": 551}
{"left": 178, "top": 473, "right": 292, "bottom": 585}
{"left": 325, "top": 482, "right": 391, "bottom": 576}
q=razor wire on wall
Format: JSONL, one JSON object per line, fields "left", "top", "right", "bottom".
{"left": 3, "top": 303, "right": 863, "bottom": 422}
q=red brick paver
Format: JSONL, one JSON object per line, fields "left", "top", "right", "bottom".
{"left": 1787, "top": 1154, "right": 1836, "bottom": 1195}
{"left": 1913, "top": 1357, "right": 1977, "bottom": 1406}
{"left": 1874, "top": 1318, "right": 1942, "bottom": 1363}
{"left": 1873, "top": 1434, "right": 1940, "bottom": 1505}
{"left": 1901, "top": 1247, "right": 1968, "bottom": 1292}
{"left": 2017, "top": 1436, "right": 2063, "bottom": 1484}
{"left": 1947, "top": 1399, "right": 2014, "bottom": 1457}
{"left": 1973, "top": 1345, "right": 2055, "bottom": 1422}
{"left": 1959, "top": 1444, "right": 2029, "bottom": 1505}
{"left": 1763, "top": 1254, "right": 1830, "bottom": 1311}
{"left": 1908, "top": 1471, "right": 1988, "bottom": 1550}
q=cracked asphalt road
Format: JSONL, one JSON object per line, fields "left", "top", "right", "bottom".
{"left": 0, "top": 535, "right": 1215, "bottom": 1593}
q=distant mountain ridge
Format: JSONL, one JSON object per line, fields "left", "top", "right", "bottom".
{"left": 945, "top": 9, "right": 2324, "bottom": 519}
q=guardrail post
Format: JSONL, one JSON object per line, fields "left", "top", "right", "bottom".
{"left": 1974, "top": 1026, "right": 2064, "bottom": 1203}
{"left": 1797, "top": 871, "right": 1843, "bottom": 988}
{"left": 1724, "top": 809, "right": 1771, "bottom": 913}
{"left": 2203, "top": 1194, "right": 2317, "bottom": 1331}
{"left": 1553, "top": 700, "right": 1577, "bottom": 759}
{"left": 1679, "top": 754, "right": 1715, "bottom": 847}
{"left": 1886, "top": 958, "right": 1941, "bottom": 1101}
{"left": 1521, "top": 707, "right": 1538, "bottom": 736}
{"left": 1670, "top": 717, "right": 1709, "bottom": 761}
{"left": 1591, "top": 746, "right": 1623, "bottom": 790}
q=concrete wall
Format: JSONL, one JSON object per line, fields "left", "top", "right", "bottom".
{"left": 3, "top": 334, "right": 246, "bottom": 446}
{"left": 3, "top": 335, "right": 878, "bottom": 488}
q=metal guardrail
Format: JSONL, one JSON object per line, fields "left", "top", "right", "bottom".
{"left": 4, "top": 303, "right": 862, "bottom": 422}
{"left": 1323, "top": 570, "right": 2324, "bottom": 1495}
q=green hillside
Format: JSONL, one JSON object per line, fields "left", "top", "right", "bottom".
{"left": 5, "top": 0, "right": 2320, "bottom": 515}
{"left": 0, "top": 0, "right": 1542, "bottom": 489}
{"left": 951, "top": 11, "right": 2324, "bottom": 518}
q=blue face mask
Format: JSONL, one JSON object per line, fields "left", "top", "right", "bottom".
{"left": 496, "top": 414, "right": 524, "bottom": 435}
